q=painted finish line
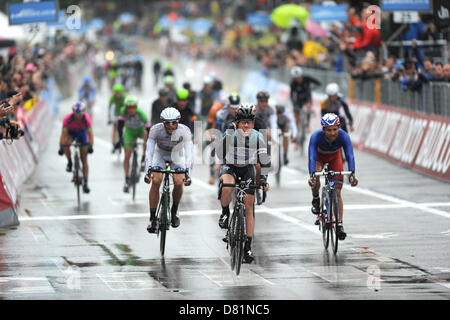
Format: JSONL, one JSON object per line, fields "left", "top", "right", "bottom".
{"left": 18, "top": 202, "right": 450, "bottom": 222}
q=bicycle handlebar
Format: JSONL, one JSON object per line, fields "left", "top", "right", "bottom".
{"left": 314, "top": 170, "right": 353, "bottom": 177}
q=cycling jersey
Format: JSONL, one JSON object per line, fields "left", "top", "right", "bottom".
{"left": 207, "top": 102, "right": 223, "bottom": 130}
{"left": 216, "top": 128, "right": 271, "bottom": 172}
{"left": 63, "top": 113, "right": 92, "bottom": 145}
{"left": 145, "top": 123, "right": 193, "bottom": 176}
{"left": 308, "top": 129, "right": 355, "bottom": 175}
{"left": 109, "top": 94, "right": 127, "bottom": 119}
{"left": 256, "top": 105, "right": 277, "bottom": 130}
{"left": 118, "top": 106, "right": 150, "bottom": 130}
{"left": 78, "top": 85, "right": 96, "bottom": 103}
{"left": 290, "top": 76, "right": 321, "bottom": 108}
{"left": 215, "top": 108, "right": 235, "bottom": 133}
{"left": 320, "top": 95, "right": 354, "bottom": 128}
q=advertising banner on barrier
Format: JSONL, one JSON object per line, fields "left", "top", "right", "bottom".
{"left": 349, "top": 100, "right": 450, "bottom": 182}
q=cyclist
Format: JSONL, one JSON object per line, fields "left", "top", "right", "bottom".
{"left": 198, "top": 76, "right": 216, "bottom": 119}
{"left": 308, "top": 113, "right": 358, "bottom": 241}
{"left": 150, "top": 88, "right": 172, "bottom": 126}
{"left": 117, "top": 96, "right": 151, "bottom": 193}
{"left": 145, "top": 107, "right": 193, "bottom": 233}
{"left": 275, "top": 105, "right": 297, "bottom": 165}
{"left": 173, "top": 88, "right": 197, "bottom": 133}
{"left": 163, "top": 75, "right": 177, "bottom": 102}
{"left": 216, "top": 105, "right": 271, "bottom": 264}
{"left": 108, "top": 84, "right": 127, "bottom": 153}
{"left": 290, "top": 66, "right": 321, "bottom": 129}
{"left": 321, "top": 83, "right": 354, "bottom": 133}
{"left": 78, "top": 76, "right": 96, "bottom": 115}
{"left": 255, "top": 91, "right": 278, "bottom": 143}
{"left": 107, "top": 59, "right": 120, "bottom": 89}
{"left": 183, "top": 82, "right": 197, "bottom": 108}
{"left": 153, "top": 57, "right": 161, "bottom": 86}
{"left": 58, "top": 102, "right": 94, "bottom": 194}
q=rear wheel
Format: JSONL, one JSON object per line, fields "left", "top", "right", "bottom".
{"left": 131, "top": 149, "right": 138, "bottom": 201}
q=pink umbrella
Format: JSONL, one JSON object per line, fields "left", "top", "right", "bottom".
{"left": 305, "top": 18, "right": 328, "bottom": 38}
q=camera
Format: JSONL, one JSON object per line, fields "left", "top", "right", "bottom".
{"left": 0, "top": 117, "right": 24, "bottom": 140}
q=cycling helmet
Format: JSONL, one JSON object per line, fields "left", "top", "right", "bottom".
{"left": 291, "top": 66, "right": 303, "bottom": 78}
{"left": 256, "top": 91, "right": 270, "bottom": 101}
{"left": 235, "top": 104, "right": 256, "bottom": 121}
{"left": 72, "top": 102, "right": 86, "bottom": 114}
{"left": 83, "top": 76, "right": 91, "bottom": 83}
{"left": 275, "top": 105, "right": 285, "bottom": 115}
{"left": 158, "top": 88, "right": 169, "bottom": 96}
{"left": 228, "top": 92, "right": 240, "bottom": 108}
{"left": 321, "top": 113, "right": 340, "bottom": 127}
{"left": 113, "top": 83, "right": 124, "bottom": 93}
{"left": 160, "top": 107, "right": 181, "bottom": 122}
{"left": 177, "top": 88, "right": 189, "bottom": 100}
{"left": 326, "top": 83, "right": 339, "bottom": 96}
{"left": 204, "top": 76, "right": 213, "bottom": 85}
{"left": 124, "top": 95, "right": 138, "bottom": 107}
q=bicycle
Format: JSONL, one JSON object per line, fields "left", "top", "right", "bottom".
{"left": 145, "top": 163, "right": 188, "bottom": 257}
{"left": 274, "top": 130, "right": 284, "bottom": 187}
{"left": 128, "top": 140, "right": 145, "bottom": 201}
{"left": 296, "top": 107, "right": 309, "bottom": 156}
{"left": 218, "top": 177, "right": 266, "bottom": 276}
{"left": 313, "top": 163, "right": 353, "bottom": 255}
{"left": 62, "top": 142, "right": 83, "bottom": 207}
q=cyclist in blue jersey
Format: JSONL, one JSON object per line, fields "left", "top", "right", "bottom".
{"left": 308, "top": 113, "right": 358, "bottom": 240}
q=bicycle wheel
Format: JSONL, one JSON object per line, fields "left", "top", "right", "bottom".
{"left": 229, "top": 207, "right": 238, "bottom": 271}
{"left": 234, "top": 205, "right": 246, "bottom": 276}
{"left": 320, "top": 188, "right": 329, "bottom": 249}
{"left": 131, "top": 149, "right": 138, "bottom": 201}
{"left": 159, "top": 193, "right": 169, "bottom": 257}
{"left": 330, "top": 190, "right": 339, "bottom": 255}
{"left": 275, "top": 141, "right": 282, "bottom": 187}
{"left": 74, "top": 153, "right": 81, "bottom": 207}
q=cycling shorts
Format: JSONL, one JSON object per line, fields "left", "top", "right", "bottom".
{"left": 220, "top": 164, "right": 256, "bottom": 195}
{"left": 149, "top": 147, "right": 186, "bottom": 171}
{"left": 316, "top": 149, "right": 344, "bottom": 184}
{"left": 68, "top": 130, "right": 90, "bottom": 149}
{"left": 293, "top": 97, "right": 312, "bottom": 114}
{"left": 123, "top": 127, "right": 145, "bottom": 149}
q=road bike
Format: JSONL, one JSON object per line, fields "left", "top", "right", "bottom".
{"left": 313, "top": 163, "right": 353, "bottom": 254}
{"left": 218, "top": 177, "right": 265, "bottom": 275}
{"left": 62, "top": 142, "right": 83, "bottom": 207}
{"left": 128, "top": 140, "right": 145, "bottom": 201}
{"left": 145, "top": 163, "right": 188, "bottom": 257}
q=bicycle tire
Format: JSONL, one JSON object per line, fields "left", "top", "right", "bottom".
{"left": 74, "top": 153, "right": 81, "bottom": 207}
{"left": 159, "top": 193, "right": 169, "bottom": 257}
{"left": 229, "top": 204, "right": 238, "bottom": 271}
{"left": 321, "top": 188, "right": 329, "bottom": 249}
{"left": 330, "top": 190, "right": 339, "bottom": 255}
{"left": 276, "top": 140, "right": 282, "bottom": 187}
{"left": 131, "top": 149, "right": 138, "bottom": 201}
{"left": 234, "top": 204, "right": 245, "bottom": 276}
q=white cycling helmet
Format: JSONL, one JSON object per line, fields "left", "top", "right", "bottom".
{"left": 160, "top": 107, "right": 181, "bottom": 122}
{"left": 290, "top": 66, "right": 303, "bottom": 78}
{"left": 326, "top": 83, "right": 339, "bottom": 96}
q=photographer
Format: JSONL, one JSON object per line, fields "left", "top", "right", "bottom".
{"left": 0, "top": 117, "right": 24, "bottom": 140}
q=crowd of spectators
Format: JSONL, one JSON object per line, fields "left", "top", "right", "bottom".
{"left": 0, "top": 35, "right": 90, "bottom": 141}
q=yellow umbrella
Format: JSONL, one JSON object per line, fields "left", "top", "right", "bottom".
{"left": 270, "top": 4, "right": 310, "bottom": 28}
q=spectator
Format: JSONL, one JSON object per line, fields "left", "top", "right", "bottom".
{"left": 401, "top": 60, "right": 428, "bottom": 92}
{"left": 431, "top": 62, "right": 445, "bottom": 82}
{"left": 443, "top": 64, "right": 450, "bottom": 82}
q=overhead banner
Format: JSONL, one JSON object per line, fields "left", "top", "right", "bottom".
{"left": 434, "top": 0, "right": 450, "bottom": 29}
{"left": 311, "top": 5, "right": 348, "bottom": 22}
{"left": 382, "top": 0, "right": 431, "bottom": 12}
{"left": 8, "top": 1, "right": 59, "bottom": 25}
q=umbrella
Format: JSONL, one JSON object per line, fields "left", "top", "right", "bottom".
{"left": 270, "top": 4, "right": 310, "bottom": 28}
{"left": 90, "top": 18, "right": 105, "bottom": 30}
{"left": 119, "top": 12, "right": 134, "bottom": 24}
{"left": 191, "top": 18, "right": 212, "bottom": 32}
{"left": 305, "top": 18, "right": 328, "bottom": 38}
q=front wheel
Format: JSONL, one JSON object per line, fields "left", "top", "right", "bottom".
{"left": 159, "top": 193, "right": 170, "bottom": 257}
{"left": 330, "top": 190, "right": 339, "bottom": 255}
{"left": 321, "top": 188, "right": 329, "bottom": 249}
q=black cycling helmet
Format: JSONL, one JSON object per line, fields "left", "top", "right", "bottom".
{"left": 228, "top": 92, "right": 240, "bottom": 106}
{"left": 158, "top": 88, "right": 169, "bottom": 96}
{"left": 256, "top": 91, "right": 270, "bottom": 101}
{"left": 235, "top": 104, "right": 256, "bottom": 121}
{"left": 275, "top": 105, "right": 285, "bottom": 115}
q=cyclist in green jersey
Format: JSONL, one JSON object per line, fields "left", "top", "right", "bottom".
{"left": 109, "top": 84, "right": 128, "bottom": 153}
{"left": 118, "top": 96, "right": 151, "bottom": 193}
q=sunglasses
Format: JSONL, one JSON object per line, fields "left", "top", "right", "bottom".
{"left": 258, "top": 99, "right": 268, "bottom": 102}
{"left": 238, "top": 120, "right": 254, "bottom": 125}
{"left": 164, "top": 121, "right": 179, "bottom": 125}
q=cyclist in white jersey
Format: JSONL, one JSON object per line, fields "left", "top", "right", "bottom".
{"left": 145, "top": 107, "right": 193, "bottom": 233}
